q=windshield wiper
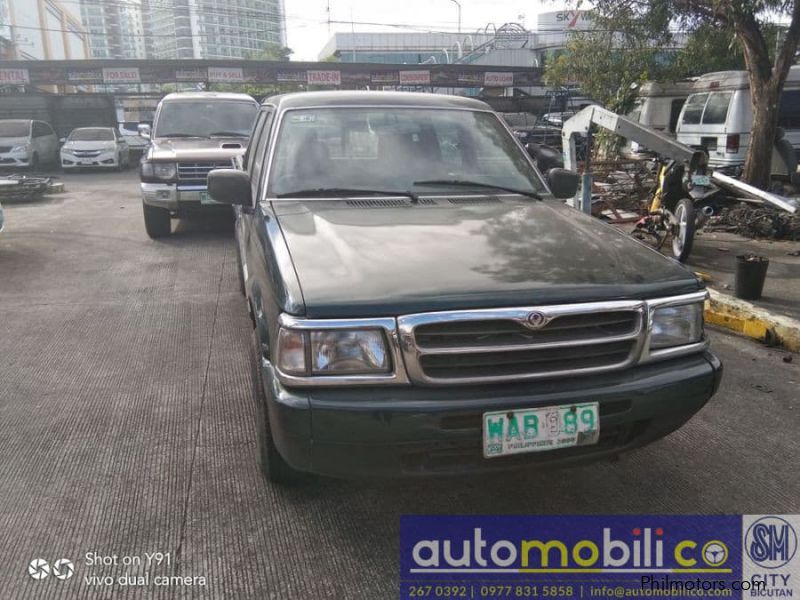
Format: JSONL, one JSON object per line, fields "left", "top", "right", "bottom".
{"left": 413, "top": 179, "right": 543, "bottom": 200}
{"left": 208, "top": 132, "right": 248, "bottom": 137}
{"left": 276, "top": 188, "right": 420, "bottom": 203}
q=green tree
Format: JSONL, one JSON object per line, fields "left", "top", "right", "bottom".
{"left": 549, "top": 0, "right": 800, "bottom": 188}
{"left": 248, "top": 43, "right": 293, "bottom": 61}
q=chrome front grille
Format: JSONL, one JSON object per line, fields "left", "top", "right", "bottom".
{"left": 398, "top": 301, "right": 646, "bottom": 384}
{"left": 177, "top": 160, "right": 233, "bottom": 183}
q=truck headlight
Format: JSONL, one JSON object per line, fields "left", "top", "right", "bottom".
{"left": 141, "top": 161, "right": 177, "bottom": 180}
{"left": 649, "top": 303, "right": 703, "bottom": 349}
{"left": 277, "top": 328, "right": 390, "bottom": 376}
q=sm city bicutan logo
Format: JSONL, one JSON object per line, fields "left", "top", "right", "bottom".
{"left": 410, "top": 528, "right": 731, "bottom": 574}
{"left": 745, "top": 516, "right": 798, "bottom": 569}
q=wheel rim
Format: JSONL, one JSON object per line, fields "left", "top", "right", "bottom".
{"left": 673, "top": 204, "right": 687, "bottom": 255}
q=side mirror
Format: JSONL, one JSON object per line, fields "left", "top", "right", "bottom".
{"left": 138, "top": 123, "right": 151, "bottom": 139}
{"left": 208, "top": 169, "right": 252, "bottom": 206}
{"left": 547, "top": 168, "right": 580, "bottom": 199}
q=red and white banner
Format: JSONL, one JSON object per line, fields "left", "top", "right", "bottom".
{"left": 102, "top": 67, "right": 140, "bottom": 83}
{"left": 399, "top": 70, "right": 431, "bottom": 85}
{"left": 484, "top": 72, "right": 514, "bottom": 87}
{"left": 0, "top": 69, "right": 30, "bottom": 84}
{"left": 207, "top": 67, "right": 244, "bottom": 82}
{"left": 307, "top": 70, "right": 341, "bottom": 85}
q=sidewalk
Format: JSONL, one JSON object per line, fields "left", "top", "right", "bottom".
{"left": 686, "top": 230, "right": 800, "bottom": 321}
{"left": 681, "top": 230, "right": 800, "bottom": 351}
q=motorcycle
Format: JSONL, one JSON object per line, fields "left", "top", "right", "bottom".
{"left": 632, "top": 150, "right": 720, "bottom": 262}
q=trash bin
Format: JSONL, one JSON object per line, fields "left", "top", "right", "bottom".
{"left": 735, "top": 254, "right": 770, "bottom": 300}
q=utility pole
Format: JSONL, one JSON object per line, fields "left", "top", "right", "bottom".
{"left": 449, "top": 0, "right": 462, "bottom": 34}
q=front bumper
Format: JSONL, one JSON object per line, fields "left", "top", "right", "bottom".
{"left": 260, "top": 350, "right": 722, "bottom": 478}
{"left": 61, "top": 151, "right": 118, "bottom": 168}
{"left": 141, "top": 182, "right": 226, "bottom": 214}
{"left": 0, "top": 152, "right": 31, "bottom": 167}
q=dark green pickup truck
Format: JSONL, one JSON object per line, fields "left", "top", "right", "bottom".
{"left": 208, "top": 91, "right": 722, "bottom": 483}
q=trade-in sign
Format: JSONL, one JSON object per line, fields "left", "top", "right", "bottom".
{"left": 307, "top": 70, "right": 341, "bottom": 85}
{"left": 0, "top": 68, "right": 29, "bottom": 84}
{"left": 208, "top": 67, "right": 243, "bottom": 82}
{"left": 399, "top": 70, "right": 431, "bottom": 85}
{"left": 102, "top": 67, "right": 140, "bottom": 83}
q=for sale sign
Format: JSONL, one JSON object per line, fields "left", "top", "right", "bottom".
{"left": 0, "top": 69, "right": 29, "bottom": 84}
{"left": 102, "top": 68, "right": 140, "bottom": 83}
{"left": 399, "top": 70, "right": 431, "bottom": 85}
{"left": 208, "top": 67, "right": 243, "bottom": 82}
{"left": 307, "top": 70, "right": 341, "bottom": 86}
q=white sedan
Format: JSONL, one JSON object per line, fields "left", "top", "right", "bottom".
{"left": 61, "top": 127, "right": 130, "bottom": 170}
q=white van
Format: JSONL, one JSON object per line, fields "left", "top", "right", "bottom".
{"left": 622, "top": 80, "right": 695, "bottom": 157}
{"left": 676, "top": 66, "right": 800, "bottom": 167}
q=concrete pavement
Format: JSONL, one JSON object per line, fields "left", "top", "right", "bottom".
{"left": 0, "top": 170, "right": 798, "bottom": 599}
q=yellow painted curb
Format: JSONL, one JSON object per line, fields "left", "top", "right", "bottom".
{"left": 705, "top": 289, "right": 800, "bottom": 352}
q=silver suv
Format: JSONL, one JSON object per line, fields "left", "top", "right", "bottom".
{"left": 139, "top": 92, "right": 259, "bottom": 238}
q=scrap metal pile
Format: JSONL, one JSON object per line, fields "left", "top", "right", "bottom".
{"left": 0, "top": 175, "right": 53, "bottom": 201}
{"left": 706, "top": 204, "right": 800, "bottom": 240}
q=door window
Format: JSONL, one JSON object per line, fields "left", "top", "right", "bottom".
{"left": 681, "top": 94, "right": 708, "bottom": 125}
{"left": 701, "top": 92, "right": 732, "bottom": 125}
{"left": 249, "top": 109, "right": 274, "bottom": 204}
{"left": 778, "top": 90, "right": 800, "bottom": 129}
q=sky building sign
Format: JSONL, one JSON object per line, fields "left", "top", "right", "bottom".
{"left": 538, "top": 10, "right": 595, "bottom": 31}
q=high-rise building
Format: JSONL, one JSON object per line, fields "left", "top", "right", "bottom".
{"left": 144, "top": 0, "right": 286, "bottom": 60}
{"left": 80, "top": 0, "right": 146, "bottom": 59}
{"left": 0, "top": 0, "right": 88, "bottom": 60}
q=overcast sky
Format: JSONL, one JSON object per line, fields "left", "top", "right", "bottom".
{"left": 284, "top": 0, "right": 571, "bottom": 61}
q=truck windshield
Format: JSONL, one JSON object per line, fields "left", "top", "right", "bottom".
{"left": 154, "top": 101, "right": 257, "bottom": 138}
{"left": 69, "top": 128, "right": 114, "bottom": 141}
{"left": 0, "top": 121, "right": 30, "bottom": 137}
{"left": 268, "top": 108, "right": 547, "bottom": 198}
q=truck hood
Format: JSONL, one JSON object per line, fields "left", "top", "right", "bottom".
{"left": 273, "top": 197, "right": 701, "bottom": 318}
{"left": 148, "top": 137, "right": 247, "bottom": 161}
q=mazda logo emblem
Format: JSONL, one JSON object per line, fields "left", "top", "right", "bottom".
{"left": 525, "top": 311, "right": 550, "bottom": 329}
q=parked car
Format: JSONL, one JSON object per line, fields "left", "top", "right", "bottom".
{"left": 60, "top": 127, "right": 130, "bottom": 170}
{"left": 118, "top": 121, "right": 149, "bottom": 160}
{"left": 139, "top": 92, "right": 259, "bottom": 238}
{"left": 0, "top": 119, "right": 59, "bottom": 169}
{"left": 676, "top": 66, "right": 800, "bottom": 167}
{"left": 501, "top": 112, "right": 562, "bottom": 148}
{"left": 208, "top": 91, "right": 722, "bottom": 483}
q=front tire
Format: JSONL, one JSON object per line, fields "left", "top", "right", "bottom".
{"left": 142, "top": 203, "right": 171, "bottom": 238}
{"left": 671, "top": 198, "right": 696, "bottom": 262}
{"left": 250, "top": 330, "right": 299, "bottom": 485}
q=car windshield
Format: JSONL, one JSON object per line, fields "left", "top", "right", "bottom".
{"left": 69, "top": 128, "right": 114, "bottom": 141}
{"left": 154, "top": 100, "right": 257, "bottom": 138}
{"left": 0, "top": 121, "right": 30, "bottom": 137}
{"left": 268, "top": 107, "right": 547, "bottom": 197}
